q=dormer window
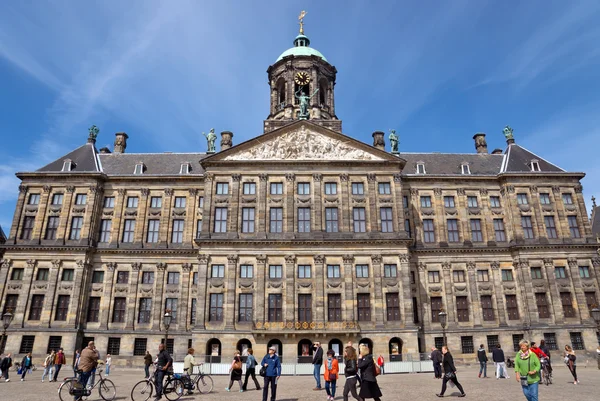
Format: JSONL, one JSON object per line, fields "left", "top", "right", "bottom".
{"left": 416, "top": 163, "right": 426, "bottom": 174}
{"left": 461, "top": 163, "right": 471, "bottom": 175}
{"left": 62, "top": 159, "right": 73, "bottom": 172}
{"left": 180, "top": 163, "right": 190, "bottom": 174}
{"left": 530, "top": 160, "right": 541, "bottom": 172}
{"left": 134, "top": 163, "right": 145, "bottom": 175}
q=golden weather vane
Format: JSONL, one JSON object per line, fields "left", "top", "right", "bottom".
{"left": 298, "top": 10, "right": 307, "bottom": 34}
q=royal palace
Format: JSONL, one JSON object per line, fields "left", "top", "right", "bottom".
{"left": 1, "top": 23, "right": 599, "bottom": 366}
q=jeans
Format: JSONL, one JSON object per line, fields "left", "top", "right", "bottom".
{"left": 262, "top": 376, "right": 277, "bottom": 401}
{"left": 521, "top": 381, "right": 538, "bottom": 401}
{"left": 144, "top": 365, "right": 150, "bottom": 378}
{"left": 343, "top": 376, "right": 361, "bottom": 401}
{"left": 495, "top": 362, "right": 508, "bottom": 378}
{"left": 243, "top": 367, "right": 261, "bottom": 390}
{"left": 21, "top": 366, "right": 31, "bottom": 380}
{"left": 313, "top": 364, "right": 322, "bottom": 388}
{"left": 53, "top": 364, "right": 63, "bottom": 381}
{"left": 479, "top": 361, "right": 487, "bottom": 377}
{"left": 440, "top": 375, "right": 465, "bottom": 395}
{"left": 155, "top": 369, "right": 166, "bottom": 398}
{"left": 433, "top": 363, "right": 442, "bottom": 378}
{"left": 325, "top": 380, "right": 337, "bottom": 397}
{"left": 105, "top": 365, "right": 110, "bottom": 375}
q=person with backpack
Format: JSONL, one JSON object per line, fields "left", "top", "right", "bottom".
{"left": 20, "top": 352, "right": 33, "bottom": 381}
{"left": 261, "top": 346, "right": 281, "bottom": 401}
{"left": 242, "top": 348, "right": 261, "bottom": 391}
{"left": 477, "top": 344, "right": 488, "bottom": 378}
{"left": 324, "top": 349, "right": 339, "bottom": 401}
{"left": 357, "top": 343, "right": 382, "bottom": 401}
{"left": 41, "top": 350, "right": 55, "bottom": 382}
{"left": 53, "top": 348, "right": 66, "bottom": 382}
{"left": 564, "top": 345, "right": 578, "bottom": 384}
{"left": 437, "top": 346, "right": 466, "bottom": 397}
{"left": 225, "top": 351, "right": 244, "bottom": 392}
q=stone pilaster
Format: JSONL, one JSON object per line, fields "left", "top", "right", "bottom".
{"left": 371, "top": 254, "right": 384, "bottom": 328}
{"left": 515, "top": 258, "right": 535, "bottom": 323}
{"left": 202, "top": 174, "right": 214, "bottom": 236}
{"left": 367, "top": 174, "right": 377, "bottom": 232}
{"left": 314, "top": 254, "right": 325, "bottom": 322}
{"left": 530, "top": 186, "right": 547, "bottom": 241}
{"left": 81, "top": 184, "right": 102, "bottom": 241}
{"left": 9, "top": 185, "right": 28, "bottom": 241}
{"left": 490, "top": 262, "right": 507, "bottom": 326}
{"left": 411, "top": 188, "right": 423, "bottom": 245}
{"left": 417, "top": 263, "right": 432, "bottom": 329}
{"left": 134, "top": 189, "right": 150, "bottom": 243}
{"left": 340, "top": 174, "right": 350, "bottom": 232}
{"left": 14, "top": 259, "right": 35, "bottom": 327}
{"left": 112, "top": 189, "right": 126, "bottom": 245}
{"left": 161, "top": 189, "right": 174, "bottom": 244}
{"left": 574, "top": 185, "right": 591, "bottom": 236}
{"left": 257, "top": 174, "right": 268, "bottom": 234}
{"left": 312, "top": 174, "right": 322, "bottom": 231}
{"left": 284, "top": 254, "right": 296, "bottom": 321}
{"left": 41, "top": 260, "right": 60, "bottom": 327}
{"left": 568, "top": 257, "right": 589, "bottom": 320}
{"left": 255, "top": 255, "right": 267, "bottom": 322}
{"left": 0, "top": 260, "right": 12, "bottom": 314}
{"left": 342, "top": 254, "right": 355, "bottom": 321}
{"left": 34, "top": 185, "right": 52, "bottom": 240}
{"left": 152, "top": 262, "right": 167, "bottom": 330}
{"left": 181, "top": 263, "right": 192, "bottom": 330}
{"left": 466, "top": 262, "right": 482, "bottom": 326}
{"left": 67, "top": 260, "right": 87, "bottom": 328}
{"left": 186, "top": 189, "right": 198, "bottom": 242}
{"left": 230, "top": 175, "right": 241, "bottom": 232}
{"left": 195, "top": 254, "right": 210, "bottom": 329}
{"left": 126, "top": 262, "right": 142, "bottom": 330}
{"left": 544, "top": 258, "right": 564, "bottom": 322}
{"left": 441, "top": 263, "right": 456, "bottom": 324}
{"left": 393, "top": 175, "right": 407, "bottom": 236}
{"left": 285, "top": 173, "right": 295, "bottom": 234}
{"left": 433, "top": 188, "right": 445, "bottom": 242}
{"left": 99, "top": 262, "right": 116, "bottom": 330}
{"left": 225, "top": 255, "right": 238, "bottom": 329}
{"left": 399, "top": 253, "right": 414, "bottom": 327}
{"left": 480, "top": 189, "right": 495, "bottom": 242}
{"left": 500, "top": 185, "right": 517, "bottom": 240}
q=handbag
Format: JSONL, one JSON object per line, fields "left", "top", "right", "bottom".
{"left": 17, "top": 367, "right": 23, "bottom": 375}
{"left": 520, "top": 356, "right": 531, "bottom": 387}
{"left": 444, "top": 372, "right": 455, "bottom": 380}
{"left": 233, "top": 360, "right": 242, "bottom": 370}
{"left": 259, "top": 365, "right": 267, "bottom": 377}
{"left": 373, "top": 362, "right": 381, "bottom": 377}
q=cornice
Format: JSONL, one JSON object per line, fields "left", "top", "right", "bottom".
{"left": 196, "top": 238, "right": 413, "bottom": 247}
{"left": 411, "top": 242, "right": 598, "bottom": 254}
{"left": 96, "top": 248, "right": 198, "bottom": 255}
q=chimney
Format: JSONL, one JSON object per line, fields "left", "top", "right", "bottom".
{"left": 372, "top": 131, "right": 385, "bottom": 150}
{"left": 491, "top": 148, "right": 503, "bottom": 155}
{"left": 473, "top": 133, "right": 488, "bottom": 154}
{"left": 220, "top": 131, "right": 233, "bottom": 151}
{"left": 114, "top": 132, "right": 128, "bottom": 154}
{"left": 99, "top": 147, "right": 111, "bottom": 154}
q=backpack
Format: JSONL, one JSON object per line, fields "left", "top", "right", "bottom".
{"left": 248, "top": 355, "right": 257, "bottom": 369}
{"left": 233, "top": 359, "right": 242, "bottom": 370}
{"left": 373, "top": 361, "right": 381, "bottom": 377}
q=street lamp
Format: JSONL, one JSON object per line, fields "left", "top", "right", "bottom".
{"left": 163, "top": 310, "right": 172, "bottom": 352}
{"left": 438, "top": 310, "right": 448, "bottom": 346}
{"left": 1, "top": 310, "right": 14, "bottom": 354}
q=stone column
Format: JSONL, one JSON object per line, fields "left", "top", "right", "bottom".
{"left": 515, "top": 258, "right": 535, "bottom": 323}
{"left": 34, "top": 185, "right": 52, "bottom": 241}
{"left": 340, "top": 174, "right": 350, "bottom": 232}
{"left": 480, "top": 189, "right": 495, "bottom": 242}
{"left": 551, "top": 186, "right": 569, "bottom": 238}
{"left": 255, "top": 255, "right": 267, "bottom": 322}
{"left": 186, "top": 189, "right": 198, "bottom": 243}
{"left": 126, "top": 262, "right": 142, "bottom": 330}
{"left": 40, "top": 260, "right": 60, "bottom": 327}
{"left": 568, "top": 257, "right": 590, "bottom": 320}
{"left": 229, "top": 175, "right": 242, "bottom": 232}
{"left": 371, "top": 254, "right": 384, "bottom": 328}
{"left": 544, "top": 258, "right": 564, "bottom": 322}
{"left": 59, "top": 187, "right": 75, "bottom": 241}
{"left": 456, "top": 188, "right": 469, "bottom": 243}
{"left": 258, "top": 174, "right": 268, "bottom": 234}
{"left": 530, "top": 186, "right": 547, "bottom": 241}
{"left": 500, "top": 185, "right": 517, "bottom": 241}
{"left": 14, "top": 259, "right": 35, "bottom": 327}
{"left": 343, "top": 255, "right": 355, "bottom": 321}
{"left": 367, "top": 174, "right": 377, "bottom": 233}
{"left": 99, "top": 262, "right": 116, "bottom": 330}
{"left": 574, "top": 185, "right": 592, "bottom": 236}
{"left": 9, "top": 185, "right": 28, "bottom": 241}
{"left": 161, "top": 189, "right": 174, "bottom": 245}
{"left": 67, "top": 260, "right": 87, "bottom": 328}
{"left": 399, "top": 253, "right": 414, "bottom": 327}
{"left": 417, "top": 263, "right": 432, "bottom": 330}
{"left": 411, "top": 189, "right": 423, "bottom": 245}
{"left": 202, "top": 174, "right": 214, "bottom": 236}
{"left": 488, "top": 262, "right": 506, "bottom": 326}
{"left": 433, "top": 188, "right": 445, "bottom": 243}
{"left": 313, "top": 174, "right": 323, "bottom": 231}
{"left": 152, "top": 262, "right": 167, "bottom": 330}
{"left": 112, "top": 189, "right": 126, "bottom": 246}
{"left": 284, "top": 254, "right": 296, "bottom": 321}
{"left": 180, "top": 263, "right": 192, "bottom": 331}
{"left": 225, "top": 255, "right": 238, "bottom": 329}
{"left": 441, "top": 263, "right": 456, "bottom": 324}
{"left": 195, "top": 254, "right": 210, "bottom": 329}
{"left": 81, "top": 184, "right": 102, "bottom": 241}
{"left": 466, "top": 262, "right": 482, "bottom": 326}
{"left": 393, "top": 175, "right": 407, "bottom": 236}
{"left": 134, "top": 189, "right": 150, "bottom": 243}
{"left": 314, "top": 255, "right": 325, "bottom": 322}
{"left": 285, "top": 173, "right": 295, "bottom": 234}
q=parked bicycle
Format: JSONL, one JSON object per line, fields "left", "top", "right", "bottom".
{"left": 58, "top": 365, "right": 116, "bottom": 401}
{"left": 131, "top": 365, "right": 184, "bottom": 401}
{"left": 186, "top": 363, "right": 214, "bottom": 394}
{"left": 13, "top": 362, "right": 36, "bottom": 371}
{"left": 540, "top": 357, "right": 552, "bottom": 386}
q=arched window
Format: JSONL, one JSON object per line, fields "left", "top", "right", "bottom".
{"left": 328, "top": 338, "right": 344, "bottom": 362}
{"left": 319, "top": 81, "right": 327, "bottom": 106}
{"left": 237, "top": 338, "right": 252, "bottom": 362}
{"left": 389, "top": 337, "right": 403, "bottom": 361}
{"left": 206, "top": 338, "right": 222, "bottom": 363}
{"left": 277, "top": 79, "right": 286, "bottom": 107}
{"left": 358, "top": 337, "right": 374, "bottom": 354}
{"left": 267, "top": 339, "right": 283, "bottom": 357}
{"left": 298, "top": 338, "right": 313, "bottom": 363}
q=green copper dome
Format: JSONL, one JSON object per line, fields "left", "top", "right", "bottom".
{"left": 276, "top": 34, "right": 328, "bottom": 62}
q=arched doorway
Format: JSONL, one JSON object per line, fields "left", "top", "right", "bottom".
{"left": 237, "top": 338, "right": 252, "bottom": 362}
{"left": 328, "top": 338, "right": 344, "bottom": 362}
{"left": 206, "top": 338, "right": 222, "bottom": 363}
{"left": 389, "top": 337, "right": 403, "bottom": 361}
{"left": 359, "top": 337, "right": 374, "bottom": 354}
{"left": 298, "top": 338, "right": 313, "bottom": 363}
{"left": 267, "top": 339, "right": 283, "bottom": 357}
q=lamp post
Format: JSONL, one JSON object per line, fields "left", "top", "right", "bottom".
{"left": 163, "top": 310, "right": 172, "bottom": 352}
{"left": 1, "top": 310, "right": 14, "bottom": 354}
{"left": 438, "top": 310, "right": 448, "bottom": 347}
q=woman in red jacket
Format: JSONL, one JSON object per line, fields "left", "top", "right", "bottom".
{"left": 324, "top": 349, "right": 339, "bottom": 401}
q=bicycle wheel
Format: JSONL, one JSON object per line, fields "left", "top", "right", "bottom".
{"left": 131, "top": 380, "right": 154, "bottom": 401}
{"left": 58, "top": 379, "right": 76, "bottom": 401}
{"left": 99, "top": 378, "right": 117, "bottom": 401}
{"left": 196, "top": 374, "right": 214, "bottom": 394}
{"left": 163, "top": 378, "right": 184, "bottom": 401}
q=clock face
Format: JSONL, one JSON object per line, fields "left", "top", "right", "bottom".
{"left": 294, "top": 71, "right": 310, "bottom": 85}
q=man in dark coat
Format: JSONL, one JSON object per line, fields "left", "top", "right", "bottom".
{"left": 430, "top": 346, "right": 443, "bottom": 379}
{"left": 477, "top": 344, "right": 488, "bottom": 378}
{"left": 312, "top": 341, "right": 323, "bottom": 390}
{"left": 155, "top": 343, "right": 173, "bottom": 401}
{"left": 492, "top": 344, "right": 509, "bottom": 379}
{"left": 0, "top": 353, "right": 12, "bottom": 381}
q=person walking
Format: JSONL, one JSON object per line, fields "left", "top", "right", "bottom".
{"left": 515, "top": 340, "right": 540, "bottom": 401}
{"left": 41, "top": 350, "right": 56, "bottom": 382}
{"left": 78, "top": 342, "right": 99, "bottom": 392}
{"left": 242, "top": 348, "right": 261, "bottom": 391}
{"left": 225, "top": 352, "right": 243, "bottom": 392}
{"left": 20, "top": 353, "right": 33, "bottom": 381}
{"left": 564, "top": 345, "right": 578, "bottom": 384}
{"left": 357, "top": 343, "right": 382, "bottom": 401}
{"left": 73, "top": 350, "right": 81, "bottom": 372}
{"left": 312, "top": 341, "right": 324, "bottom": 390}
{"left": 144, "top": 351, "right": 153, "bottom": 378}
{"left": 105, "top": 354, "right": 112, "bottom": 376}
{"left": 342, "top": 346, "right": 362, "bottom": 401}
{"left": 261, "top": 346, "right": 281, "bottom": 401}
{"left": 436, "top": 346, "right": 466, "bottom": 397}
{"left": 324, "top": 349, "right": 339, "bottom": 401}
{"left": 430, "top": 346, "right": 443, "bottom": 379}
{"left": 0, "top": 353, "right": 12, "bottom": 382}
{"left": 154, "top": 343, "right": 173, "bottom": 400}
{"left": 376, "top": 355, "right": 385, "bottom": 375}
{"left": 53, "top": 348, "right": 66, "bottom": 382}
{"left": 492, "top": 344, "right": 509, "bottom": 379}
{"left": 477, "top": 344, "right": 488, "bottom": 378}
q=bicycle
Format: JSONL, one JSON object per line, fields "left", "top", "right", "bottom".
{"left": 131, "top": 365, "right": 184, "bottom": 401}
{"left": 540, "top": 357, "right": 552, "bottom": 386}
{"left": 58, "top": 366, "right": 116, "bottom": 401}
{"left": 13, "top": 362, "right": 36, "bottom": 371}
{"left": 187, "top": 363, "right": 214, "bottom": 394}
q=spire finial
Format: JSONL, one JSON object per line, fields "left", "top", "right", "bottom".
{"left": 298, "top": 10, "right": 307, "bottom": 34}
{"left": 88, "top": 125, "right": 99, "bottom": 144}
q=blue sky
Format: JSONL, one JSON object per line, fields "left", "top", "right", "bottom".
{"left": 1, "top": 1, "right": 600, "bottom": 232}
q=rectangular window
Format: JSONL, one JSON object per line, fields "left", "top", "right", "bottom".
{"left": 240, "top": 207, "right": 255, "bottom": 233}
{"left": 36, "top": 268, "right": 49, "bottom": 281}
{"left": 103, "top": 196, "right": 115, "bottom": 208}
{"left": 570, "top": 332, "right": 584, "bottom": 350}
{"left": 555, "top": 266, "right": 566, "bottom": 279}
{"left": 190, "top": 298, "right": 197, "bottom": 325}
{"left": 579, "top": 266, "right": 590, "bottom": 278}
{"left": 269, "top": 265, "right": 283, "bottom": 279}
{"left": 357, "top": 294, "right": 371, "bottom": 321}
{"left": 174, "top": 196, "right": 186, "bottom": 208}
{"left": 403, "top": 196, "right": 409, "bottom": 208}
{"left": 165, "top": 298, "right": 178, "bottom": 322}
{"left": 324, "top": 182, "right": 337, "bottom": 195}
{"left": 535, "top": 293, "right": 550, "bottom": 318}
{"left": 298, "top": 294, "right": 312, "bottom": 322}
{"left": 47, "top": 336, "right": 62, "bottom": 354}
{"left": 353, "top": 207, "right": 367, "bottom": 233}
{"left": 506, "top": 295, "right": 520, "bottom": 320}
{"left": 167, "top": 272, "right": 180, "bottom": 285}
{"left": 240, "top": 265, "right": 254, "bottom": 279}
{"left": 196, "top": 219, "right": 203, "bottom": 238}
{"left": 270, "top": 182, "right": 283, "bottom": 195}
{"left": 493, "top": 219, "right": 506, "bottom": 242}
{"left": 122, "top": 219, "right": 135, "bottom": 242}
{"left": 352, "top": 182, "right": 364, "bottom": 195}
{"left": 268, "top": 294, "right": 283, "bottom": 322}
{"left": 481, "top": 295, "right": 495, "bottom": 321}
{"left": 531, "top": 267, "right": 543, "bottom": 279}
{"left": 434, "top": 337, "right": 444, "bottom": 350}
{"left": 298, "top": 207, "right": 311, "bottom": 232}
{"left": 69, "top": 216, "right": 83, "bottom": 240}
{"left": 539, "top": 193, "right": 551, "bottom": 205}
{"left": 356, "top": 264, "right": 369, "bottom": 278}
{"left": 386, "top": 293, "right": 400, "bottom": 321}
{"left": 430, "top": 296, "right": 443, "bottom": 323}
{"left": 456, "top": 296, "right": 469, "bottom": 322}
{"left": 211, "top": 264, "right": 225, "bottom": 278}
{"left": 138, "top": 298, "right": 152, "bottom": 323}
{"left": 467, "top": 196, "right": 478, "bottom": 208}
{"left": 142, "top": 271, "right": 154, "bottom": 284}
{"left": 487, "top": 335, "right": 499, "bottom": 352}
{"left": 423, "top": 219, "right": 435, "bottom": 243}
{"left": 384, "top": 264, "right": 398, "bottom": 278}
{"left": 562, "top": 193, "right": 574, "bottom": 205}
{"left": 214, "top": 207, "right": 228, "bottom": 233}
{"left": 51, "top": 193, "right": 64, "bottom": 205}
{"left": 560, "top": 292, "right": 575, "bottom": 318}
{"left": 239, "top": 294, "right": 253, "bottom": 322}
{"left": 216, "top": 182, "right": 229, "bottom": 195}
{"left": 146, "top": 219, "right": 160, "bottom": 243}
{"left": 150, "top": 196, "right": 162, "bottom": 208}
{"left": 453, "top": 270, "right": 466, "bottom": 283}
{"left": 28, "top": 194, "right": 40, "bottom": 205}
{"left": 447, "top": 219, "right": 460, "bottom": 242}
{"left": 501, "top": 269, "right": 514, "bottom": 281}
{"left": 461, "top": 336, "right": 474, "bottom": 354}
{"left": 490, "top": 196, "right": 501, "bottom": 208}
{"left": 327, "top": 294, "right": 342, "bottom": 322}
{"left": 428, "top": 271, "right": 441, "bottom": 283}
{"left": 512, "top": 334, "right": 524, "bottom": 352}
{"left": 134, "top": 339, "right": 148, "bottom": 356}
{"left": 420, "top": 196, "right": 432, "bottom": 208}
{"left": 325, "top": 207, "right": 339, "bottom": 232}
{"left": 19, "top": 336, "right": 35, "bottom": 354}
{"left": 297, "top": 182, "right": 310, "bottom": 195}
{"left": 378, "top": 182, "right": 391, "bottom": 195}
{"left": 45, "top": 216, "right": 60, "bottom": 240}
{"left": 462, "top": 164, "right": 471, "bottom": 174}
{"left": 470, "top": 219, "right": 483, "bottom": 242}
{"left": 521, "top": 216, "right": 534, "bottom": 238}
{"left": 380, "top": 207, "right": 393, "bottom": 232}
{"left": 517, "top": 193, "right": 528, "bottom": 205}
{"left": 99, "top": 219, "right": 112, "bottom": 243}
{"left": 3, "top": 294, "right": 17, "bottom": 315}
{"left": 192, "top": 272, "right": 198, "bottom": 285}
{"left": 405, "top": 219, "right": 412, "bottom": 237}
{"left": 544, "top": 216, "right": 557, "bottom": 238}
{"left": 444, "top": 196, "right": 455, "bottom": 208}
{"left": 87, "top": 297, "right": 100, "bottom": 322}
{"left": 171, "top": 219, "right": 184, "bottom": 243}
{"left": 20, "top": 216, "right": 35, "bottom": 240}
{"left": 417, "top": 163, "right": 426, "bottom": 174}
{"left": 75, "top": 194, "right": 87, "bottom": 205}
{"left": 477, "top": 270, "right": 489, "bottom": 282}
{"left": 543, "top": 333, "right": 558, "bottom": 351}
{"left": 61, "top": 269, "right": 74, "bottom": 281}
{"left": 209, "top": 294, "right": 224, "bottom": 321}
{"left": 298, "top": 265, "right": 311, "bottom": 278}
{"left": 270, "top": 207, "right": 283, "bottom": 233}
{"left": 55, "top": 295, "right": 70, "bottom": 321}
{"left": 568, "top": 216, "right": 580, "bottom": 238}
{"left": 243, "top": 182, "right": 256, "bottom": 195}
{"left": 10, "top": 268, "right": 23, "bottom": 281}
{"left": 127, "top": 196, "right": 139, "bottom": 208}
{"left": 327, "top": 265, "right": 341, "bottom": 278}
{"left": 28, "top": 294, "right": 44, "bottom": 320}
{"left": 116, "top": 271, "right": 128, "bottom": 284}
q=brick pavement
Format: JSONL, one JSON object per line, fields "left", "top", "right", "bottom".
{"left": 0, "top": 365, "right": 597, "bottom": 400}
